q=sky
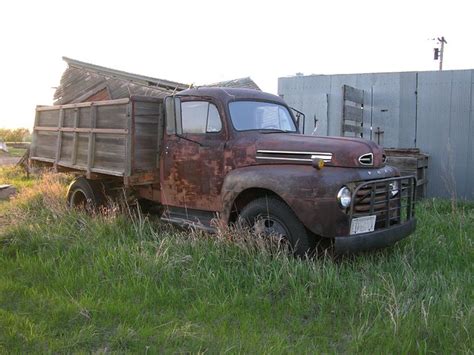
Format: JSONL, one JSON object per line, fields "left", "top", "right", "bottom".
{"left": 0, "top": 0, "right": 473, "bottom": 129}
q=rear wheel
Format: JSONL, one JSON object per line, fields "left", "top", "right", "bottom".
{"left": 66, "top": 177, "right": 105, "bottom": 211}
{"left": 239, "top": 196, "right": 312, "bottom": 256}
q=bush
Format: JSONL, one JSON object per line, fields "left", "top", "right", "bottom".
{"left": 0, "top": 128, "right": 31, "bottom": 142}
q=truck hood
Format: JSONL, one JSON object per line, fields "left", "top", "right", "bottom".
{"left": 229, "top": 133, "right": 385, "bottom": 169}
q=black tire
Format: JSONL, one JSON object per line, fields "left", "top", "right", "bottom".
{"left": 66, "top": 177, "right": 105, "bottom": 211}
{"left": 239, "top": 196, "right": 312, "bottom": 257}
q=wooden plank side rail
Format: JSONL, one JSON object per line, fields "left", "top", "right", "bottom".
{"left": 71, "top": 108, "right": 79, "bottom": 165}
{"left": 86, "top": 104, "right": 97, "bottom": 177}
{"left": 31, "top": 97, "right": 162, "bottom": 186}
{"left": 54, "top": 108, "right": 64, "bottom": 168}
{"left": 33, "top": 127, "right": 128, "bottom": 134}
{"left": 31, "top": 110, "right": 40, "bottom": 157}
{"left": 125, "top": 102, "right": 133, "bottom": 177}
{"left": 35, "top": 98, "right": 130, "bottom": 111}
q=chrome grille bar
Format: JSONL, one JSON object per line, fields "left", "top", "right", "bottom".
{"left": 349, "top": 176, "right": 416, "bottom": 229}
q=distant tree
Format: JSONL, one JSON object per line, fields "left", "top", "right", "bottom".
{"left": 0, "top": 128, "right": 31, "bottom": 142}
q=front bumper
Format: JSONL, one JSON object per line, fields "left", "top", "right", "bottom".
{"left": 334, "top": 218, "right": 416, "bottom": 254}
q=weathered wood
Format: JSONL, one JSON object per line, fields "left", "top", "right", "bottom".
{"left": 36, "top": 98, "right": 130, "bottom": 111}
{"left": 343, "top": 84, "right": 364, "bottom": 104}
{"left": 87, "top": 105, "right": 97, "bottom": 176}
{"left": 31, "top": 110, "right": 40, "bottom": 156}
{"left": 34, "top": 126, "right": 128, "bottom": 134}
{"left": 342, "top": 85, "right": 364, "bottom": 137}
{"left": 71, "top": 109, "right": 79, "bottom": 165}
{"left": 343, "top": 124, "right": 363, "bottom": 134}
{"left": 385, "top": 150, "right": 429, "bottom": 199}
{"left": 343, "top": 104, "right": 363, "bottom": 122}
{"left": 386, "top": 156, "right": 418, "bottom": 170}
{"left": 125, "top": 102, "right": 133, "bottom": 177}
{"left": 31, "top": 97, "right": 163, "bottom": 184}
{"left": 55, "top": 109, "right": 64, "bottom": 165}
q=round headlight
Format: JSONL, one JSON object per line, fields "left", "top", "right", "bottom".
{"left": 337, "top": 186, "right": 352, "bottom": 208}
{"left": 389, "top": 181, "right": 399, "bottom": 197}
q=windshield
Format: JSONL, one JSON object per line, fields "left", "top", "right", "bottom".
{"left": 229, "top": 101, "right": 297, "bottom": 132}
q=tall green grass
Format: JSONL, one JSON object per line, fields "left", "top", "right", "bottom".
{"left": 0, "top": 167, "right": 472, "bottom": 353}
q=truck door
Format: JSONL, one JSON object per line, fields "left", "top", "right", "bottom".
{"left": 161, "top": 98, "right": 226, "bottom": 211}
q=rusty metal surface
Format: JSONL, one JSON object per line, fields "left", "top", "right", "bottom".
{"left": 220, "top": 165, "right": 401, "bottom": 238}
{"left": 158, "top": 87, "right": 397, "bottom": 238}
{"left": 33, "top": 85, "right": 405, "bottom": 240}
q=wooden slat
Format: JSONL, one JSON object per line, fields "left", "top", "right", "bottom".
{"left": 55, "top": 109, "right": 64, "bottom": 165}
{"left": 71, "top": 109, "right": 79, "bottom": 165}
{"left": 125, "top": 102, "right": 133, "bottom": 177}
{"left": 343, "top": 124, "right": 363, "bottom": 134}
{"left": 36, "top": 98, "right": 130, "bottom": 111}
{"left": 386, "top": 156, "right": 418, "bottom": 170}
{"left": 344, "top": 85, "right": 364, "bottom": 104}
{"left": 343, "top": 85, "right": 364, "bottom": 104}
{"left": 30, "top": 156, "right": 55, "bottom": 163}
{"left": 343, "top": 104, "right": 363, "bottom": 122}
{"left": 87, "top": 105, "right": 97, "bottom": 175}
{"left": 31, "top": 110, "right": 40, "bottom": 156}
{"left": 30, "top": 157, "right": 124, "bottom": 177}
{"left": 34, "top": 126, "right": 128, "bottom": 134}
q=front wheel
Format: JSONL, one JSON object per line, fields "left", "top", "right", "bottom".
{"left": 239, "top": 196, "right": 312, "bottom": 256}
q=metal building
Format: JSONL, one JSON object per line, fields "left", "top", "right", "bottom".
{"left": 278, "top": 69, "right": 474, "bottom": 200}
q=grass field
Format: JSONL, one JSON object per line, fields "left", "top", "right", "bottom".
{"left": 0, "top": 167, "right": 472, "bottom": 353}
{"left": 5, "top": 147, "right": 27, "bottom": 157}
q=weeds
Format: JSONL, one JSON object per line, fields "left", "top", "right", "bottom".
{"left": 0, "top": 167, "right": 472, "bottom": 353}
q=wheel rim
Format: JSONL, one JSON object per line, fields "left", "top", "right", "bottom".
{"left": 70, "top": 189, "right": 88, "bottom": 209}
{"left": 254, "top": 214, "right": 290, "bottom": 240}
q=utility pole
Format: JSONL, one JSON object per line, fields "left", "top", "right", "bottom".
{"left": 433, "top": 36, "right": 447, "bottom": 71}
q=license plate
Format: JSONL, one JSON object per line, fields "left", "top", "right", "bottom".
{"left": 350, "top": 215, "right": 376, "bottom": 235}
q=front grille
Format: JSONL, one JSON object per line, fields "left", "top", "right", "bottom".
{"left": 350, "top": 176, "right": 416, "bottom": 230}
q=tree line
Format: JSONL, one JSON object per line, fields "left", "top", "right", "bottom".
{"left": 0, "top": 128, "right": 31, "bottom": 142}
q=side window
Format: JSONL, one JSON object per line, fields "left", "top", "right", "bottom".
{"left": 207, "top": 104, "right": 222, "bottom": 132}
{"left": 181, "top": 101, "right": 222, "bottom": 134}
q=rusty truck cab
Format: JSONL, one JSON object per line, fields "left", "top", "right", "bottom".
{"left": 155, "top": 87, "right": 416, "bottom": 254}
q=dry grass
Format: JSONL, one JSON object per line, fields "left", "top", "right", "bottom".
{"left": 0, "top": 166, "right": 472, "bottom": 353}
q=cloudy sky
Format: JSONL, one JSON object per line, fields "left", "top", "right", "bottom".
{"left": 1, "top": 0, "right": 473, "bottom": 128}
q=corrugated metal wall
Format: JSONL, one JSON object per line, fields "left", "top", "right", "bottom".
{"left": 278, "top": 69, "right": 474, "bottom": 200}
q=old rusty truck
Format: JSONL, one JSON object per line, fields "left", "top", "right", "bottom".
{"left": 30, "top": 87, "right": 416, "bottom": 254}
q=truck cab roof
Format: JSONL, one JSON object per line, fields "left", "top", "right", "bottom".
{"left": 177, "top": 87, "right": 287, "bottom": 106}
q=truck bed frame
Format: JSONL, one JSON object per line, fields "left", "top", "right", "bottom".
{"left": 30, "top": 96, "right": 163, "bottom": 186}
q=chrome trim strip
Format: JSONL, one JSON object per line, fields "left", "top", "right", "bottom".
{"left": 256, "top": 155, "right": 332, "bottom": 162}
{"left": 257, "top": 149, "right": 332, "bottom": 157}
{"left": 256, "top": 156, "right": 314, "bottom": 162}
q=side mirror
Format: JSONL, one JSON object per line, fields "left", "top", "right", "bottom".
{"left": 312, "top": 115, "right": 319, "bottom": 136}
{"left": 290, "top": 107, "right": 305, "bottom": 134}
{"left": 165, "top": 96, "right": 182, "bottom": 135}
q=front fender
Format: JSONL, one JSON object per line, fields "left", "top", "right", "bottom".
{"left": 220, "top": 164, "right": 401, "bottom": 238}
{"left": 221, "top": 165, "right": 343, "bottom": 237}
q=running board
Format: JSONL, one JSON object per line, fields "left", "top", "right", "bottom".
{"left": 160, "top": 207, "right": 218, "bottom": 233}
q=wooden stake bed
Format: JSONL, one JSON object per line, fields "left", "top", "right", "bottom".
{"left": 30, "top": 96, "right": 163, "bottom": 186}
